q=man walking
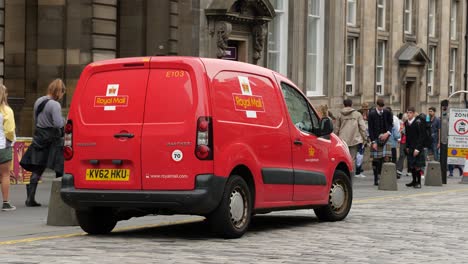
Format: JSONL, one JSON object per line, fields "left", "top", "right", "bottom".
{"left": 404, "top": 107, "right": 425, "bottom": 188}
{"left": 367, "top": 98, "right": 393, "bottom": 186}
{"left": 334, "top": 99, "right": 367, "bottom": 178}
{"left": 428, "top": 106, "right": 441, "bottom": 161}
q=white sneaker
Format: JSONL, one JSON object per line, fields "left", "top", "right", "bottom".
{"left": 356, "top": 174, "right": 366, "bottom": 178}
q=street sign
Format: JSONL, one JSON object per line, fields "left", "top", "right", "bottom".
{"left": 448, "top": 108, "right": 468, "bottom": 135}
{"left": 448, "top": 108, "right": 468, "bottom": 165}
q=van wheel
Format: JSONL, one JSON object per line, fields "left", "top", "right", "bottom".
{"left": 208, "top": 175, "right": 252, "bottom": 239}
{"left": 314, "top": 170, "right": 352, "bottom": 221}
{"left": 76, "top": 208, "right": 117, "bottom": 235}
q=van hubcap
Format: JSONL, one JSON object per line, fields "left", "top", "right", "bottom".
{"left": 229, "top": 188, "right": 246, "bottom": 227}
{"left": 329, "top": 182, "right": 346, "bottom": 210}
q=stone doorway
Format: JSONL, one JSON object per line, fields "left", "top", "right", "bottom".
{"left": 404, "top": 79, "right": 417, "bottom": 112}
{"left": 205, "top": 0, "right": 275, "bottom": 65}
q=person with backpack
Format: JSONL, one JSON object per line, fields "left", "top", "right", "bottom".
{"left": 404, "top": 107, "right": 426, "bottom": 188}
{"left": 20, "top": 79, "right": 66, "bottom": 207}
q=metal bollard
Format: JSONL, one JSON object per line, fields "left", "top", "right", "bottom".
{"left": 379, "top": 162, "right": 398, "bottom": 191}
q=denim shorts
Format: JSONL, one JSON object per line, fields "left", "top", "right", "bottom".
{"left": 0, "top": 147, "right": 12, "bottom": 164}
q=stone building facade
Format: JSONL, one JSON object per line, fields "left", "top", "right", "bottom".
{"left": 1, "top": 0, "right": 467, "bottom": 136}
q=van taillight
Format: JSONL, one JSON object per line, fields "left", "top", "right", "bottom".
{"left": 64, "top": 120, "right": 73, "bottom": 160}
{"left": 195, "top": 116, "right": 213, "bottom": 160}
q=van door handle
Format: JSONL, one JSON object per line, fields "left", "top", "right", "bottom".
{"left": 114, "top": 133, "right": 134, "bottom": 139}
{"left": 294, "top": 140, "right": 303, "bottom": 145}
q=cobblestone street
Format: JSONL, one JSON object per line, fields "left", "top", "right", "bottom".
{"left": 1, "top": 175, "right": 468, "bottom": 263}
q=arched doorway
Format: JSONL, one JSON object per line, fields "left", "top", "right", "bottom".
{"left": 205, "top": 0, "right": 275, "bottom": 65}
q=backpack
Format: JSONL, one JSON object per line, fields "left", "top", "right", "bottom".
{"left": 415, "top": 113, "right": 433, "bottom": 148}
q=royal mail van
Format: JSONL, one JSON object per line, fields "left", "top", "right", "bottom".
{"left": 61, "top": 56, "right": 353, "bottom": 238}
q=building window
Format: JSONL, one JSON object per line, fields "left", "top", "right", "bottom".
{"left": 450, "top": 0, "right": 458, "bottom": 40}
{"left": 0, "top": 0, "right": 4, "bottom": 84}
{"left": 268, "top": 0, "right": 288, "bottom": 75}
{"left": 404, "top": 0, "right": 412, "bottom": 34}
{"left": 428, "top": 0, "right": 436, "bottom": 37}
{"left": 306, "top": 0, "right": 324, "bottom": 96}
{"left": 345, "top": 38, "right": 356, "bottom": 96}
{"left": 427, "top": 46, "right": 436, "bottom": 95}
{"left": 377, "top": 0, "right": 385, "bottom": 30}
{"left": 92, "top": 0, "right": 118, "bottom": 62}
{"left": 347, "top": 0, "right": 356, "bottom": 26}
{"left": 449, "top": 48, "right": 457, "bottom": 95}
{"left": 376, "top": 40, "right": 385, "bottom": 96}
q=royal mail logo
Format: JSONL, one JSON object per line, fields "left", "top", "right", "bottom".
{"left": 94, "top": 84, "right": 129, "bottom": 111}
{"left": 232, "top": 94, "right": 265, "bottom": 112}
{"left": 94, "top": 96, "right": 128, "bottom": 107}
{"left": 308, "top": 147, "right": 316, "bottom": 157}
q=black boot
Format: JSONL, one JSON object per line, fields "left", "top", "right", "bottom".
{"left": 25, "top": 184, "right": 30, "bottom": 203}
{"left": 406, "top": 171, "right": 416, "bottom": 187}
{"left": 414, "top": 172, "right": 422, "bottom": 188}
{"left": 372, "top": 160, "right": 380, "bottom": 186}
{"left": 25, "top": 183, "right": 41, "bottom": 207}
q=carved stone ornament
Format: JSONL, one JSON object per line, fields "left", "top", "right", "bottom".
{"left": 252, "top": 24, "right": 267, "bottom": 64}
{"left": 215, "top": 21, "right": 232, "bottom": 58}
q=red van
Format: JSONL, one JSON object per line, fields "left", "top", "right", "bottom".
{"left": 61, "top": 57, "right": 353, "bottom": 238}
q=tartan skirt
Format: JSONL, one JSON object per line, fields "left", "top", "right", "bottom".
{"left": 370, "top": 141, "right": 393, "bottom": 159}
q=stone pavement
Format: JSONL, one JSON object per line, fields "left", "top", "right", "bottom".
{"left": 0, "top": 169, "right": 467, "bottom": 263}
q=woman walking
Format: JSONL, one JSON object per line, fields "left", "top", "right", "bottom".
{"left": 0, "top": 85, "right": 16, "bottom": 211}
{"left": 20, "top": 79, "right": 65, "bottom": 206}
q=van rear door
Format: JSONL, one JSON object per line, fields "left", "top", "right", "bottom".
{"left": 141, "top": 58, "right": 212, "bottom": 190}
{"left": 73, "top": 61, "right": 149, "bottom": 190}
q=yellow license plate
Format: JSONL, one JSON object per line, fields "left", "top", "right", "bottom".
{"left": 86, "top": 169, "right": 130, "bottom": 181}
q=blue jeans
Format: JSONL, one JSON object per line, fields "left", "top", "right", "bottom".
{"left": 429, "top": 142, "right": 439, "bottom": 161}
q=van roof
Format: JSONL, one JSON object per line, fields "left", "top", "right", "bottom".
{"left": 84, "top": 56, "right": 278, "bottom": 80}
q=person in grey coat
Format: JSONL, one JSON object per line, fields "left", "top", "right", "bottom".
{"left": 20, "top": 79, "right": 65, "bottom": 207}
{"left": 334, "top": 99, "right": 367, "bottom": 175}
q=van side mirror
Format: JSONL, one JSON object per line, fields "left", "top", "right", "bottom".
{"left": 318, "top": 118, "right": 333, "bottom": 137}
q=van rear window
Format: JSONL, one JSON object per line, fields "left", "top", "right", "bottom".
{"left": 80, "top": 69, "right": 149, "bottom": 124}
{"left": 143, "top": 69, "right": 194, "bottom": 123}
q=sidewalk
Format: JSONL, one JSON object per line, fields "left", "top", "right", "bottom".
{"left": 1, "top": 169, "right": 466, "bottom": 243}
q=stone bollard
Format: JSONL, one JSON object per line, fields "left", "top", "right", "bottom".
{"left": 379, "top": 162, "right": 398, "bottom": 191}
{"left": 47, "top": 178, "right": 78, "bottom": 226}
{"left": 424, "top": 161, "right": 442, "bottom": 186}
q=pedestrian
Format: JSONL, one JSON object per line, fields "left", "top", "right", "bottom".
{"left": 404, "top": 107, "right": 425, "bottom": 188}
{"left": 0, "top": 85, "right": 16, "bottom": 211}
{"left": 356, "top": 102, "right": 370, "bottom": 177}
{"left": 396, "top": 113, "right": 409, "bottom": 177}
{"left": 440, "top": 100, "right": 449, "bottom": 180}
{"left": 427, "top": 106, "right": 441, "bottom": 161}
{"left": 358, "top": 102, "right": 370, "bottom": 121}
{"left": 386, "top": 107, "right": 401, "bottom": 164}
{"left": 20, "top": 79, "right": 66, "bottom": 207}
{"left": 334, "top": 99, "right": 367, "bottom": 177}
{"left": 367, "top": 98, "right": 393, "bottom": 186}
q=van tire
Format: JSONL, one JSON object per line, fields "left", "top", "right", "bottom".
{"left": 314, "top": 170, "right": 352, "bottom": 221}
{"left": 76, "top": 208, "right": 117, "bottom": 235}
{"left": 208, "top": 175, "right": 252, "bottom": 239}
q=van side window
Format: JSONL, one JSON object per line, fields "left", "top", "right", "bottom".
{"left": 280, "top": 82, "right": 319, "bottom": 133}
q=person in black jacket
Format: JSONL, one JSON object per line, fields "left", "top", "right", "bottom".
{"left": 367, "top": 98, "right": 394, "bottom": 186}
{"left": 404, "top": 107, "right": 426, "bottom": 188}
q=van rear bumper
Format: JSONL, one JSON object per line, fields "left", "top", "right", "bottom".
{"left": 60, "top": 174, "right": 227, "bottom": 215}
